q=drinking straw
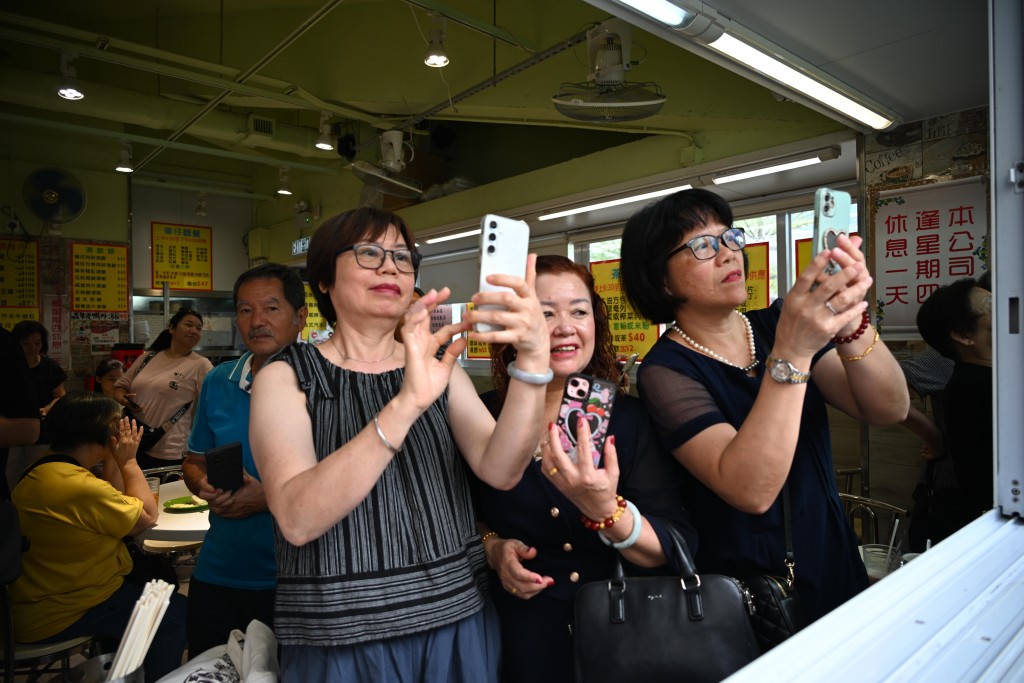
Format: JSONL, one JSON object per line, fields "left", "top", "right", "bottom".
{"left": 884, "top": 518, "right": 901, "bottom": 572}
{"left": 925, "top": 538, "right": 932, "bottom": 551}
{"left": 107, "top": 580, "right": 175, "bottom": 680}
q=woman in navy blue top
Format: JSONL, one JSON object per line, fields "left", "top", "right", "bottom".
{"left": 620, "top": 189, "right": 910, "bottom": 622}
{"left": 474, "top": 256, "right": 695, "bottom": 682}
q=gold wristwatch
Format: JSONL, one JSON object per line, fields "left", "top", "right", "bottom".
{"left": 767, "top": 358, "right": 811, "bottom": 384}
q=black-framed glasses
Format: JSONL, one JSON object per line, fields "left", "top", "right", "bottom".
{"left": 338, "top": 243, "right": 421, "bottom": 273}
{"left": 667, "top": 226, "right": 746, "bottom": 261}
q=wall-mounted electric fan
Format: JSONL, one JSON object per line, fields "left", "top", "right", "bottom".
{"left": 23, "top": 167, "right": 86, "bottom": 232}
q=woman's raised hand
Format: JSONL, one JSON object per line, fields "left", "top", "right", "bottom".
{"left": 398, "top": 286, "right": 471, "bottom": 412}
{"left": 468, "top": 254, "right": 548, "bottom": 367}
{"left": 775, "top": 233, "right": 874, "bottom": 357}
{"left": 111, "top": 416, "right": 143, "bottom": 465}
{"left": 540, "top": 418, "right": 621, "bottom": 524}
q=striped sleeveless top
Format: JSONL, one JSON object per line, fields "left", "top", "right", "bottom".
{"left": 270, "top": 343, "right": 488, "bottom": 646}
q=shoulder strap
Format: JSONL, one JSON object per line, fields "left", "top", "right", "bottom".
{"left": 132, "top": 351, "right": 158, "bottom": 377}
{"left": 782, "top": 483, "right": 796, "bottom": 588}
{"left": 18, "top": 453, "right": 80, "bottom": 482}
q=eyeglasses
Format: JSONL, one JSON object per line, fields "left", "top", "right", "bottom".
{"left": 338, "top": 243, "right": 421, "bottom": 274}
{"left": 667, "top": 226, "right": 746, "bottom": 261}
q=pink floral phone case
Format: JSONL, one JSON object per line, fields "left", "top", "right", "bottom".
{"left": 555, "top": 373, "right": 616, "bottom": 465}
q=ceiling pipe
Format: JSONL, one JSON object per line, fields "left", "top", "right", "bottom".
{"left": 133, "top": 0, "right": 346, "bottom": 172}
{"left": 400, "top": 0, "right": 538, "bottom": 52}
{"left": 0, "top": 110, "right": 342, "bottom": 176}
{"left": 132, "top": 177, "right": 276, "bottom": 201}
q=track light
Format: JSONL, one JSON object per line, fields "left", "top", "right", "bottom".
{"left": 586, "top": 0, "right": 899, "bottom": 131}
{"left": 314, "top": 112, "right": 334, "bottom": 151}
{"left": 194, "top": 192, "right": 207, "bottom": 217}
{"left": 425, "top": 229, "right": 481, "bottom": 244}
{"left": 709, "top": 147, "right": 840, "bottom": 185}
{"left": 114, "top": 142, "right": 134, "bottom": 173}
{"left": 58, "top": 51, "right": 84, "bottom": 101}
{"left": 424, "top": 16, "right": 449, "bottom": 67}
{"left": 277, "top": 168, "right": 293, "bottom": 196}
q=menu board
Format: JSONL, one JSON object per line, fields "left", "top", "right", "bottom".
{"left": 152, "top": 222, "right": 213, "bottom": 291}
{"left": 739, "top": 242, "right": 770, "bottom": 312}
{"left": 302, "top": 283, "right": 327, "bottom": 342}
{"left": 70, "top": 242, "right": 129, "bottom": 314}
{"left": 590, "top": 259, "right": 659, "bottom": 361}
{"left": 0, "top": 238, "right": 40, "bottom": 329}
{"left": 870, "top": 176, "right": 988, "bottom": 335}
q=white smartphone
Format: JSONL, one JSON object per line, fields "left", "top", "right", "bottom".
{"left": 813, "top": 187, "right": 851, "bottom": 277}
{"left": 475, "top": 214, "right": 530, "bottom": 333}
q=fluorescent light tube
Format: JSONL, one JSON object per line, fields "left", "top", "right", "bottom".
{"left": 615, "top": 0, "right": 693, "bottom": 26}
{"left": 425, "top": 229, "right": 481, "bottom": 244}
{"left": 712, "top": 156, "right": 821, "bottom": 185}
{"left": 708, "top": 33, "right": 893, "bottom": 131}
{"left": 538, "top": 184, "right": 693, "bottom": 221}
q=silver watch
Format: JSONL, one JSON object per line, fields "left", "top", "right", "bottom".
{"left": 767, "top": 358, "right": 811, "bottom": 384}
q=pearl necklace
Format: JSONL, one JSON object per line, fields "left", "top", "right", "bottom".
{"left": 671, "top": 310, "right": 759, "bottom": 372}
{"left": 332, "top": 334, "right": 397, "bottom": 364}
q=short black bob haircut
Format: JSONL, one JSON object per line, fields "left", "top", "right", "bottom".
{"left": 46, "top": 391, "right": 124, "bottom": 452}
{"left": 916, "top": 277, "right": 986, "bottom": 360}
{"left": 12, "top": 319, "right": 50, "bottom": 354}
{"left": 306, "top": 208, "right": 419, "bottom": 327}
{"left": 620, "top": 188, "right": 736, "bottom": 324}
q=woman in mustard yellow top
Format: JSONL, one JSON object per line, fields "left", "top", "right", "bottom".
{"left": 11, "top": 392, "right": 186, "bottom": 682}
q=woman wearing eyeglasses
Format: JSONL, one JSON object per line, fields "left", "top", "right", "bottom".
{"left": 620, "top": 189, "right": 909, "bottom": 623}
{"left": 113, "top": 308, "right": 212, "bottom": 470}
{"left": 250, "top": 208, "right": 549, "bottom": 681}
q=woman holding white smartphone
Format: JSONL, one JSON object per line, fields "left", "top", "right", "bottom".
{"left": 250, "top": 207, "right": 549, "bottom": 682}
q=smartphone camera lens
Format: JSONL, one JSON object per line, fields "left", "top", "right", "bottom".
{"left": 488, "top": 232, "right": 497, "bottom": 241}
{"left": 487, "top": 245, "right": 496, "bottom": 254}
{"left": 489, "top": 220, "right": 497, "bottom": 229}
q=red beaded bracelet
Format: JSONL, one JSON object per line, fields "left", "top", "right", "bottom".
{"left": 834, "top": 310, "right": 871, "bottom": 345}
{"left": 581, "top": 496, "right": 627, "bottom": 530}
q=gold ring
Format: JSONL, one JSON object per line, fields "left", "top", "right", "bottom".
{"left": 510, "top": 587, "right": 518, "bottom": 594}
{"left": 548, "top": 466, "right": 558, "bottom": 477}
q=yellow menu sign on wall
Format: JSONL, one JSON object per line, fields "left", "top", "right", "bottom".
{"left": 0, "top": 239, "right": 40, "bottom": 329}
{"left": 71, "top": 242, "right": 129, "bottom": 314}
{"left": 152, "top": 222, "right": 213, "bottom": 291}
{"left": 590, "top": 259, "right": 659, "bottom": 361}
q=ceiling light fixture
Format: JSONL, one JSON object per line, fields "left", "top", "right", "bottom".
{"left": 425, "top": 228, "right": 481, "bottom": 244}
{"left": 424, "top": 16, "right": 450, "bottom": 67}
{"left": 194, "top": 192, "right": 208, "bottom": 217}
{"left": 538, "top": 183, "right": 693, "bottom": 222}
{"left": 114, "top": 142, "right": 134, "bottom": 173}
{"left": 57, "top": 51, "right": 84, "bottom": 101}
{"left": 314, "top": 112, "right": 334, "bottom": 151}
{"left": 709, "top": 147, "right": 840, "bottom": 185}
{"left": 277, "top": 167, "right": 293, "bottom": 196}
{"left": 585, "top": 0, "right": 900, "bottom": 131}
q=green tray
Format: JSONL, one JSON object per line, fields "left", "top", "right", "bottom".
{"left": 162, "top": 495, "right": 209, "bottom": 513}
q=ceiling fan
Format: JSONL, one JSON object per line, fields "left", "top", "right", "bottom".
{"left": 22, "top": 167, "right": 87, "bottom": 235}
{"left": 552, "top": 18, "right": 667, "bottom": 123}
{"left": 350, "top": 130, "right": 422, "bottom": 206}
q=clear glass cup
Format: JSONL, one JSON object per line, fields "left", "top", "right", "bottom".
{"left": 862, "top": 543, "right": 902, "bottom": 583}
{"left": 145, "top": 476, "right": 161, "bottom": 507}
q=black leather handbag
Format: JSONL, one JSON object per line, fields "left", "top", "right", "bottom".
{"left": 572, "top": 526, "right": 761, "bottom": 683}
{"left": 739, "top": 484, "right": 806, "bottom": 653}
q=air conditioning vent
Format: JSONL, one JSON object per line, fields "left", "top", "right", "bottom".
{"left": 247, "top": 114, "right": 276, "bottom": 137}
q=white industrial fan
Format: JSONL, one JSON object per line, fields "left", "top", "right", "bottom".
{"left": 350, "top": 130, "right": 422, "bottom": 206}
{"left": 552, "top": 18, "right": 666, "bottom": 123}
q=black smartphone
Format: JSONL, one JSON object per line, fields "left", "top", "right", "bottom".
{"left": 555, "top": 373, "right": 617, "bottom": 465}
{"left": 205, "top": 441, "right": 244, "bottom": 492}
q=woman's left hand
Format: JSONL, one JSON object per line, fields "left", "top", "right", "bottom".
{"left": 111, "top": 416, "right": 143, "bottom": 465}
{"left": 539, "top": 418, "right": 621, "bottom": 523}
{"left": 819, "top": 233, "right": 874, "bottom": 337}
{"left": 468, "top": 254, "right": 548, "bottom": 366}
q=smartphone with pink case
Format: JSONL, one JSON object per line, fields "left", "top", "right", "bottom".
{"left": 555, "top": 373, "right": 616, "bottom": 465}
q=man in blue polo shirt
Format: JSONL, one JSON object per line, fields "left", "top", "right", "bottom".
{"left": 183, "top": 263, "right": 307, "bottom": 657}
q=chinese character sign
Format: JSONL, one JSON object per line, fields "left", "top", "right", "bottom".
{"left": 872, "top": 178, "right": 988, "bottom": 333}
{"left": 70, "top": 242, "right": 129, "bottom": 313}
{"left": 738, "top": 242, "right": 769, "bottom": 312}
{"left": 0, "top": 239, "right": 40, "bottom": 329}
{"left": 302, "top": 283, "right": 326, "bottom": 342}
{"left": 151, "top": 222, "right": 213, "bottom": 291}
{"left": 590, "top": 259, "right": 659, "bottom": 361}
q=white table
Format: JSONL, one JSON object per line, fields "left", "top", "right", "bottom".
{"left": 136, "top": 479, "right": 210, "bottom": 542}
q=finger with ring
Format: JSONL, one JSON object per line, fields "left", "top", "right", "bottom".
{"left": 825, "top": 301, "right": 838, "bottom": 315}
{"left": 510, "top": 586, "right": 518, "bottom": 594}
{"left": 548, "top": 466, "right": 559, "bottom": 477}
